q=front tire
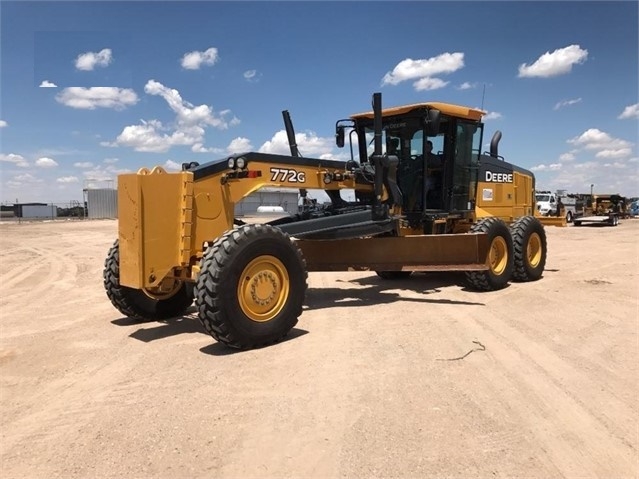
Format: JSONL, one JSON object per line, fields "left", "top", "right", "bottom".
{"left": 196, "top": 224, "right": 308, "bottom": 349}
{"left": 465, "top": 218, "right": 514, "bottom": 291}
{"left": 566, "top": 211, "right": 573, "bottom": 223}
{"left": 510, "top": 216, "right": 547, "bottom": 282}
{"left": 103, "top": 240, "right": 194, "bottom": 321}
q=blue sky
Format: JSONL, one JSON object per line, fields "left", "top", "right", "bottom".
{"left": 1, "top": 1, "right": 637, "bottom": 204}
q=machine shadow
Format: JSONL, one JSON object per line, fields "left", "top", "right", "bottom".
{"left": 111, "top": 311, "right": 207, "bottom": 343}
{"left": 111, "top": 309, "right": 309, "bottom": 353}
{"left": 305, "top": 272, "right": 485, "bottom": 310}
{"left": 199, "top": 328, "right": 309, "bottom": 356}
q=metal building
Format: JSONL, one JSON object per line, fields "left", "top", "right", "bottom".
{"left": 86, "top": 188, "right": 118, "bottom": 219}
{"left": 16, "top": 203, "right": 58, "bottom": 219}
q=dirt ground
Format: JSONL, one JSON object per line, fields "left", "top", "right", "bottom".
{"left": 0, "top": 217, "right": 637, "bottom": 479}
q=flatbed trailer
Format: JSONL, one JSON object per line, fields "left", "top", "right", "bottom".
{"left": 573, "top": 213, "right": 619, "bottom": 227}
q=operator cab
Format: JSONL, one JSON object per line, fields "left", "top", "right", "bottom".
{"left": 337, "top": 102, "right": 484, "bottom": 219}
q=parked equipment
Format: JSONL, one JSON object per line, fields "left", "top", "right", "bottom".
{"left": 104, "top": 92, "right": 554, "bottom": 349}
{"left": 573, "top": 193, "right": 628, "bottom": 226}
{"left": 535, "top": 190, "right": 584, "bottom": 223}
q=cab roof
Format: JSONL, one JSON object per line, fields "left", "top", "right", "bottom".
{"left": 350, "top": 102, "right": 485, "bottom": 122}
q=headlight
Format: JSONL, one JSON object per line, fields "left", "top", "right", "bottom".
{"left": 236, "top": 157, "right": 246, "bottom": 169}
{"left": 227, "top": 157, "right": 235, "bottom": 169}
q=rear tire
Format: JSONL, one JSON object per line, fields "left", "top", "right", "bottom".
{"left": 465, "top": 217, "right": 514, "bottom": 291}
{"left": 196, "top": 224, "right": 307, "bottom": 349}
{"left": 574, "top": 220, "right": 582, "bottom": 226}
{"left": 103, "top": 240, "right": 194, "bottom": 321}
{"left": 566, "top": 211, "right": 573, "bottom": 223}
{"left": 375, "top": 271, "right": 412, "bottom": 280}
{"left": 510, "top": 216, "right": 547, "bottom": 282}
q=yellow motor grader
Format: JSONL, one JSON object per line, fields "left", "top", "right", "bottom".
{"left": 104, "top": 92, "right": 558, "bottom": 349}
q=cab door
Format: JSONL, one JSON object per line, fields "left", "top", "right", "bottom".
{"left": 448, "top": 120, "right": 482, "bottom": 211}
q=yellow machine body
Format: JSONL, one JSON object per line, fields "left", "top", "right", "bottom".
{"left": 116, "top": 98, "right": 554, "bottom": 290}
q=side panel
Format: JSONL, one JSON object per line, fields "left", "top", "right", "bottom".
{"left": 476, "top": 159, "right": 535, "bottom": 222}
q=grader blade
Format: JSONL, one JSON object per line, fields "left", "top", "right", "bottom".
{"left": 297, "top": 233, "right": 491, "bottom": 272}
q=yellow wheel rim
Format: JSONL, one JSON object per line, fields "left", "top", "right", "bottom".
{"left": 237, "top": 255, "right": 290, "bottom": 322}
{"left": 489, "top": 236, "right": 508, "bottom": 275}
{"left": 527, "top": 232, "right": 542, "bottom": 268}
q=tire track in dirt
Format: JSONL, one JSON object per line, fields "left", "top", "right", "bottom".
{"left": 1, "top": 244, "right": 92, "bottom": 338}
{"left": 0, "top": 248, "right": 41, "bottom": 291}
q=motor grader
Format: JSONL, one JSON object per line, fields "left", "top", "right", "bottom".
{"left": 104, "top": 92, "right": 556, "bottom": 349}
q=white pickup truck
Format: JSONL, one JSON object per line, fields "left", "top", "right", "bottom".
{"left": 535, "top": 191, "right": 583, "bottom": 223}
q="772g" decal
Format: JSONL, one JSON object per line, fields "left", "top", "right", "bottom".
{"left": 269, "top": 168, "right": 306, "bottom": 183}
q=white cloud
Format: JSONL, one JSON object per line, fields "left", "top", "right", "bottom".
{"left": 164, "top": 160, "right": 182, "bottom": 171}
{"left": 618, "top": 103, "right": 639, "bottom": 120}
{"left": 382, "top": 52, "right": 464, "bottom": 86}
{"left": 553, "top": 98, "right": 582, "bottom": 110}
{"left": 559, "top": 151, "right": 577, "bottom": 162}
{"left": 602, "top": 162, "right": 627, "bottom": 169}
{"left": 56, "top": 87, "right": 138, "bottom": 110}
{"left": 144, "top": 80, "right": 229, "bottom": 128}
{"left": 227, "top": 137, "right": 253, "bottom": 153}
{"left": 413, "top": 77, "right": 449, "bottom": 91}
{"left": 35, "top": 157, "right": 58, "bottom": 168}
{"left": 5, "top": 173, "right": 44, "bottom": 191}
{"left": 15, "top": 173, "right": 35, "bottom": 181}
{"left": 73, "top": 162, "right": 94, "bottom": 168}
{"left": 109, "top": 120, "right": 182, "bottom": 153}
{"left": 39, "top": 80, "right": 58, "bottom": 88}
{"left": 456, "top": 82, "right": 477, "bottom": 90}
{"left": 56, "top": 176, "right": 79, "bottom": 183}
{"left": 191, "top": 143, "right": 222, "bottom": 153}
{"left": 595, "top": 148, "right": 633, "bottom": 159}
{"left": 243, "top": 70, "right": 261, "bottom": 82}
{"left": 568, "top": 128, "right": 632, "bottom": 151}
{"left": 0, "top": 120, "right": 7, "bottom": 128}
{"left": 0, "top": 153, "right": 29, "bottom": 168}
{"left": 483, "top": 111, "right": 502, "bottom": 120}
{"left": 518, "top": 44, "right": 588, "bottom": 78}
{"left": 573, "top": 161, "right": 598, "bottom": 170}
{"left": 259, "top": 130, "right": 334, "bottom": 157}
{"left": 531, "top": 163, "right": 562, "bottom": 171}
{"left": 108, "top": 80, "right": 237, "bottom": 153}
{"left": 75, "top": 48, "right": 113, "bottom": 71}
{"left": 82, "top": 164, "right": 131, "bottom": 182}
{"left": 219, "top": 109, "right": 241, "bottom": 127}
{"left": 180, "top": 47, "right": 218, "bottom": 70}
{"left": 103, "top": 158, "right": 119, "bottom": 164}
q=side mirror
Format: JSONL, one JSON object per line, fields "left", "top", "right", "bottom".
{"left": 336, "top": 126, "right": 345, "bottom": 148}
{"left": 425, "top": 109, "right": 441, "bottom": 136}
